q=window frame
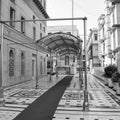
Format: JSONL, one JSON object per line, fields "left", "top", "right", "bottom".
{"left": 10, "top": 7, "right": 15, "bottom": 27}
{"left": 94, "top": 34, "right": 98, "bottom": 41}
{"left": 21, "top": 51, "right": 25, "bottom": 76}
{"left": 10, "top": 0, "right": 15, "bottom": 4}
{"left": 21, "top": 16, "right": 25, "bottom": 33}
{"left": 33, "top": 27, "right": 36, "bottom": 40}
{"left": 9, "top": 48, "right": 15, "bottom": 77}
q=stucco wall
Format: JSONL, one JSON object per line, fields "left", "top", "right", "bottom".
{"left": 1, "top": 0, "right": 47, "bottom": 40}
{"left": 0, "top": 23, "right": 48, "bottom": 87}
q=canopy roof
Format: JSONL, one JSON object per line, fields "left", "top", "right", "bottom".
{"left": 36, "top": 32, "right": 82, "bottom": 56}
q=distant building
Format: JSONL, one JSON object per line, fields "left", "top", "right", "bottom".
{"left": 0, "top": 0, "right": 49, "bottom": 87}
{"left": 86, "top": 28, "right": 101, "bottom": 73}
{"left": 98, "top": 14, "right": 106, "bottom": 67}
{"left": 47, "top": 25, "right": 79, "bottom": 37}
{"left": 47, "top": 25, "right": 80, "bottom": 74}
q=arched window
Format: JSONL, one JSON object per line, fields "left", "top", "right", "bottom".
{"left": 9, "top": 49, "right": 15, "bottom": 77}
{"left": 21, "top": 51, "right": 25, "bottom": 76}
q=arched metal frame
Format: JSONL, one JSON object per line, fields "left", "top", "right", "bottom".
{"left": 36, "top": 32, "right": 82, "bottom": 55}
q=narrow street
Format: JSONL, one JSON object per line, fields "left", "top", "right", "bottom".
{"left": 0, "top": 73, "right": 120, "bottom": 120}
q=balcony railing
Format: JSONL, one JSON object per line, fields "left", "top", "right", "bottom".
{"left": 107, "top": 27, "right": 116, "bottom": 33}
{"left": 111, "top": 0, "right": 120, "bottom": 3}
{"left": 107, "top": 0, "right": 120, "bottom": 3}
{"left": 99, "top": 36, "right": 106, "bottom": 43}
{"left": 112, "top": 24, "right": 120, "bottom": 27}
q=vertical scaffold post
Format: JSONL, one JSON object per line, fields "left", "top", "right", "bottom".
{"left": 79, "top": 41, "right": 83, "bottom": 90}
{"left": 0, "top": 23, "right": 4, "bottom": 106}
{"left": 56, "top": 54, "right": 58, "bottom": 77}
{"left": 35, "top": 44, "right": 39, "bottom": 89}
{"left": 83, "top": 17, "right": 89, "bottom": 111}
{"left": 50, "top": 50, "right": 52, "bottom": 81}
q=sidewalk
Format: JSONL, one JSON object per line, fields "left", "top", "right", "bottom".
{"left": 92, "top": 70, "right": 120, "bottom": 100}
{"left": 4, "top": 74, "right": 66, "bottom": 91}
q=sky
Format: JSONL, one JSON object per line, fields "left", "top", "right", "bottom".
{"left": 46, "top": 0, "right": 105, "bottom": 37}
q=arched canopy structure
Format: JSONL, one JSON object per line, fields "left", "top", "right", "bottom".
{"left": 36, "top": 32, "right": 82, "bottom": 56}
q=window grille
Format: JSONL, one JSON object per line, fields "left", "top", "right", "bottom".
{"left": 10, "top": 7, "right": 15, "bottom": 27}
{"left": 21, "top": 51, "right": 25, "bottom": 76}
{"left": 9, "top": 49, "right": 15, "bottom": 77}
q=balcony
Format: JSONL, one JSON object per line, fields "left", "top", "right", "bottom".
{"left": 99, "top": 36, "right": 106, "bottom": 43}
{"left": 111, "top": 0, "right": 120, "bottom": 4}
{"left": 107, "top": 0, "right": 120, "bottom": 3}
{"left": 108, "top": 4, "right": 115, "bottom": 13}
{"left": 112, "top": 24, "right": 120, "bottom": 27}
{"left": 107, "top": 27, "right": 116, "bottom": 33}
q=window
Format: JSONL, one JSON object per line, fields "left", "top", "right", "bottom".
{"left": 21, "top": 16, "right": 25, "bottom": 33}
{"left": 40, "top": 33, "right": 42, "bottom": 39}
{"left": 10, "top": 0, "right": 15, "bottom": 3}
{"left": 33, "top": 27, "right": 36, "bottom": 40}
{"left": 43, "top": 27, "right": 46, "bottom": 33}
{"left": 94, "top": 34, "right": 98, "bottom": 41}
{"left": 9, "top": 48, "right": 15, "bottom": 77}
{"left": 21, "top": 51, "right": 25, "bottom": 76}
{"left": 44, "top": 58, "right": 46, "bottom": 73}
{"left": 40, "top": 23, "right": 42, "bottom": 30}
{"left": 10, "top": 7, "right": 15, "bottom": 27}
{"left": 65, "top": 56, "right": 69, "bottom": 65}
{"left": 48, "top": 32, "right": 52, "bottom": 35}
{"left": 40, "top": 0, "right": 42, "bottom": 5}
{"left": 47, "top": 61, "right": 50, "bottom": 68}
{"left": 33, "top": 15, "right": 36, "bottom": 23}
{"left": 43, "top": 1, "right": 46, "bottom": 9}
{"left": 73, "top": 56, "right": 75, "bottom": 62}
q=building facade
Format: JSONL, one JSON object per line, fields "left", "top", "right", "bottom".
{"left": 0, "top": 0, "right": 49, "bottom": 88}
{"left": 98, "top": 0, "right": 120, "bottom": 71}
{"left": 98, "top": 14, "right": 107, "bottom": 67}
{"left": 86, "top": 28, "right": 101, "bottom": 73}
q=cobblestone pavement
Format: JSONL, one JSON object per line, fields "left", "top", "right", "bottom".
{"left": 1, "top": 74, "right": 120, "bottom": 120}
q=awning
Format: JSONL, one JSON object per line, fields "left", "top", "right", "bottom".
{"left": 36, "top": 32, "right": 82, "bottom": 56}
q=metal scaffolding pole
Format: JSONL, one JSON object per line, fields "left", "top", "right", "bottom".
{"left": 79, "top": 41, "right": 83, "bottom": 90}
{"left": 50, "top": 50, "right": 52, "bottom": 81}
{"left": 0, "top": 23, "right": 4, "bottom": 106}
{"left": 1, "top": 17, "right": 85, "bottom": 23}
{"left": 35, "top": 44, "right": 39, "bottom": 89}
{"left": 56, "top": 54, "right": 58, "bottom": 77}
{"left": 82, "top": 17, "right": 89, "bottom": 111}
{"left": 72, "top": 0, "right": 74, "bottom": 34}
